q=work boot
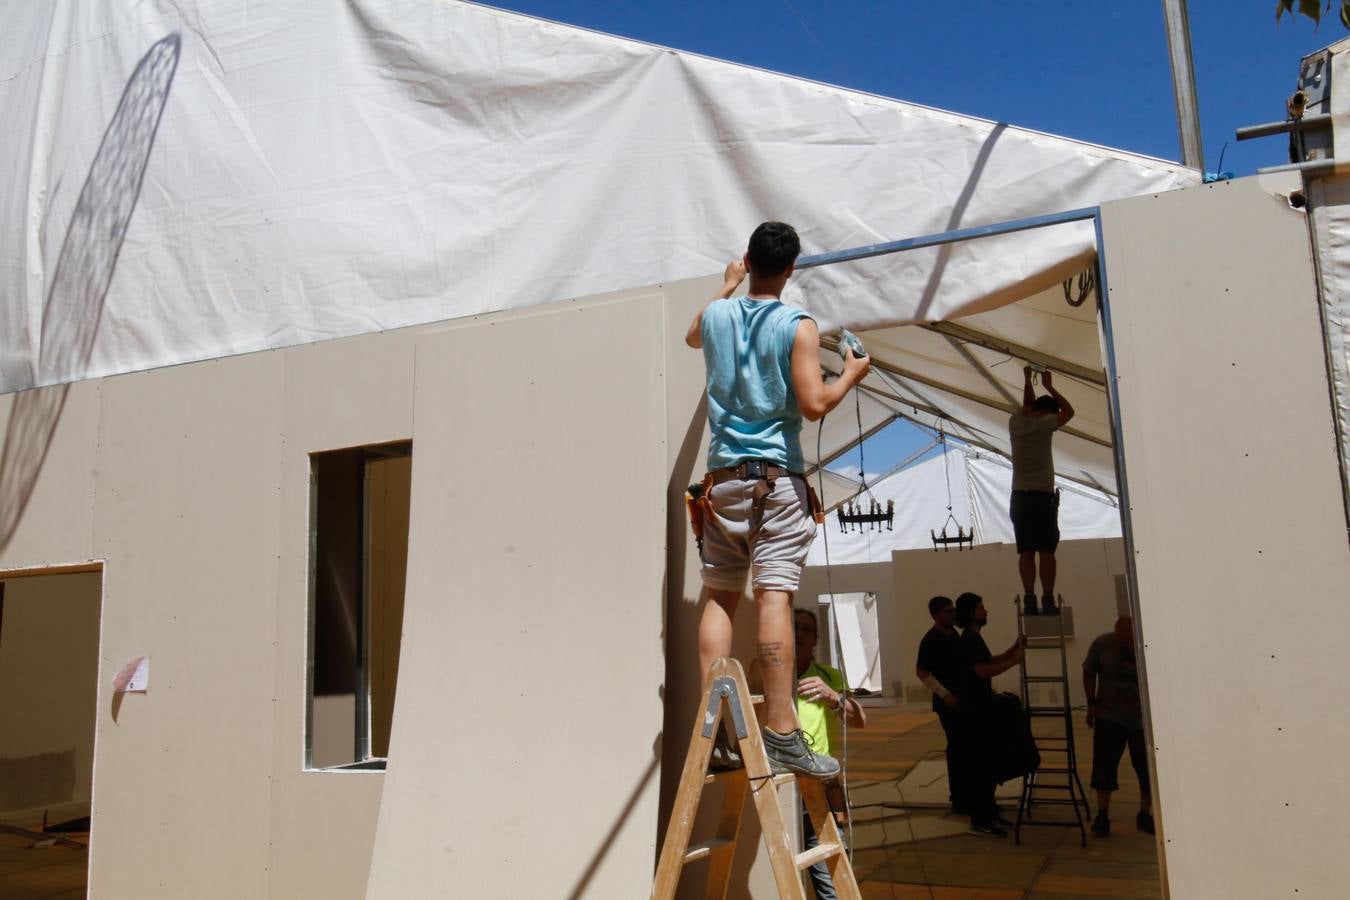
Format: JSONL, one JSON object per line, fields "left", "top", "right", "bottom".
{"left": 1041, "top": 594, "right": 1060, "bottom": 615}
{"left": 968, "top": 819, "right": 1008, "bottom": 838}
{"left": 1136, "top": 810, "right": 1156, "bottom": 835}
{"left": 761, "top": 727, "right": 841, "bottom": 780}
{"left": 1022, "top": 593, "right": 1039, "bottom": 616}
{"left": 1091, "top": 810, "right": 1111, "bottom": 837}
{"left": 708, "top": 728, "right": 743, "bottom": 772}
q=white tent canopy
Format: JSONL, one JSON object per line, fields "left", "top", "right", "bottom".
{"left": 806, "top": 441, "right": 1120, "bottom": 566}
{"left": 2, "top": 1, "right": 1196, "bottom": 397}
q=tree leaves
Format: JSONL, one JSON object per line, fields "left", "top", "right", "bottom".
{"left": 1275, "top": 0, "right": 1350, "bottom": 28}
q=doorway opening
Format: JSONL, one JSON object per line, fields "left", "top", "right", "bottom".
{"left": 792, "top": 209, "right": 1163, "bottom": 897}
{"left": 0, "top": 565, "right": 103, "bottom": 899}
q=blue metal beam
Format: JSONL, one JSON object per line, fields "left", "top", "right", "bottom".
{"left": 796, "top": 207, "right": 1100, "bottom": 269}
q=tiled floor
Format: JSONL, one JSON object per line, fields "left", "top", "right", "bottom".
{"left": 0, "top": 710, "right": 1157, "bottom": 900}
{"left": 843, "top": 706, "right": 1161, "bottom": 899}
{"left": 0, "top": 826, "right": 88, "bottom": 900}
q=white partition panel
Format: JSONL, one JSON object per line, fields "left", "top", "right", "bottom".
{"left": 367, "top": 296, "right": 667, "bottom": 898}
{"left": 1102, "top": 173, "right": 1350, "bottom": 898}
{"left": 89, "top": 354, "right": 285, "bottom": 899}
{"left": 265, "top": 329, "right": 419, "bottom": 899}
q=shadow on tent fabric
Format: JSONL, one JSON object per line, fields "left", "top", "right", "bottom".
{"left": 0, "top": 34, "right": 181, "bottom": 555}
{"left": 912, "top": 122, "right": 1007, "bottom": 322}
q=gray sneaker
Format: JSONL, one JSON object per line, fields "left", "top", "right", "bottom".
{"left": 761, "top": 728, "right": 840, "bottom": 780}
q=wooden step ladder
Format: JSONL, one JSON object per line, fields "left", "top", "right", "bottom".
{"left": 1014, "top": 595, "right": 1091, "bottom": 847}
{"left": 651, "top": 657, "right": 860, "bottom": 900}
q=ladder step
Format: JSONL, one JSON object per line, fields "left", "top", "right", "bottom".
{"left": 1027, "top": 708, "right": 1071, "bottom": 717}
{"left": 1022, "top": 799, "right": 1090, "bottom": 807}
{"left": 1023, "top": 676, "right": 1065, "bottom": 683}
{"left": 683, "top": 838, "right": 734, "bottom": 865}
{"left": 1032, "top": 766, "right": 1078, "bottom": 774}
{"left": 794, "top": 841, "right": 843, "bottom": 871}
{"left": 1026, "top": 783, "right": 1075, "bottom": 791}
{"left": 703, "top": 771, "right": 795, "bottom": 786}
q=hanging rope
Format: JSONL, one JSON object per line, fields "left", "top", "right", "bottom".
{"left": 931, "top": 426, "right": 973, "bottom": 551}
{"left": 1062, "top": 268, "right": 1095, "bottom": 308}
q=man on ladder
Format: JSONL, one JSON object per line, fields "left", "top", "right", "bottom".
{"left": 1009, "top": 366, "right": 1075, "bottom": 615}
{"left": 685, "top": 221, "right": 870, "bottom": 777}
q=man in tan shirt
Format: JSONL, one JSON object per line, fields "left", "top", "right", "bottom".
{"left": 1008, "top": 366, "right": 1073, "bottom": 615}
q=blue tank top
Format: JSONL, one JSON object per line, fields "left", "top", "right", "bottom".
{"left": 701, "top": 297, "right": 810, "bottom": 471}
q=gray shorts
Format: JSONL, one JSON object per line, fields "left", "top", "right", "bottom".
{"left": 700, "top": 475, "right": 817, "bottom": 593}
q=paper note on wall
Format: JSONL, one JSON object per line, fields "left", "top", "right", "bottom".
{"left": 112, "top": 656, "right": 150, "bottom": 693}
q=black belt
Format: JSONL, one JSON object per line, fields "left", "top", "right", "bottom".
{"left": 708, "top": 459, "right": 803, "bottom": 484}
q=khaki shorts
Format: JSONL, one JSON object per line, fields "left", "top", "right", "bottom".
{"left": 700, "top": 475, "right": 817, "bottom": 593}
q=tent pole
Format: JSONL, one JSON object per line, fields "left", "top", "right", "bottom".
{"left": 796, "top": 208, "right": 1099, "bottom": 269}
{"left": 1161, "top": 0, "right": 1204, "bottom": 170}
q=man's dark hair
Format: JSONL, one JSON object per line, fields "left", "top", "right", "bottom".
{"left": 794, "top": 607, "right": 818, "bottom": 630}
{"left": 1032, "top": 395, "right": 1060, "bottom": 414}
{"left": 928, "top": 595, "right": 953, "bottom": 616}
{"left": 746, "top": 221, "right": 800, "bottom": 277}
{"left": 954, "top": 592, "right": 983, "bottom": 628}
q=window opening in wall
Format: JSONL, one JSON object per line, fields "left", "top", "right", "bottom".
{"left": 307, "top": 441, "right": 411, "bottom": 771}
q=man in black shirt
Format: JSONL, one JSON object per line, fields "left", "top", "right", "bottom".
{"left": 915, "top": 596, "right": 965, "bottom": 811}
{"left": 954, "top": 592, "right": 1024, "bottom": 836}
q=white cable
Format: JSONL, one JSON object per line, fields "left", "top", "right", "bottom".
{"left": 815, "top": 389, "right": 933, "bottom": 896}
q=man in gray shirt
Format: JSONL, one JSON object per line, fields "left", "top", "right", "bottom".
{"left": 1083, "top": 616, "right": 1154, "bottom": 836}
{"left": 1008, "top": 366, "right": 1074, "bottom": 615}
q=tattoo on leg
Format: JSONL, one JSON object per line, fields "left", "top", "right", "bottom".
{"left": 758, "top": 641, "right": 785, "bottom": 667}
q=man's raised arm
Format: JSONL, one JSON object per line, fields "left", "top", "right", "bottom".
{"left": 685, "top": 260, "right": 747, "bottom": 349}
{"left": 1042, "top": 371, "right": 1075, "bottom": 428}
{"left": 790, "top": 319, "right": 870, "bottom": 421}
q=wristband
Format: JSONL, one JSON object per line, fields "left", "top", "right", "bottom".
{"left": 920, "top": 674, "right": 949, "bottom": 698}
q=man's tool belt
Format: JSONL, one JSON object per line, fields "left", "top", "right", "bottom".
{"left": 686, "top": 459, "right": 825, "bottom": 552}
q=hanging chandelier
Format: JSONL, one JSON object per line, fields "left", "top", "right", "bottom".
{"left": 837, "top": 497, "right": 894, "bottom": 533}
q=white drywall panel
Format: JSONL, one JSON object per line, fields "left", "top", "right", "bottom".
{"left": 1101, "top": 173, "right": 1350, "bottom": 898}
{"left": 0, "top": 380, "right": 101, "bottom": 569}
{"left": 367, "top": 295, "right": 666, "bottom": 899}
{"left": 88, "top": 353, "right": 285, "bottom": 899}
{"left": 0, "top": 572, "right": 101, "bottom": 817}
{"left": 799, "top": 539, "right": 1124, "bottom": 707}
{"left": 266, "top": 329, "right": 417, "bottom": 899}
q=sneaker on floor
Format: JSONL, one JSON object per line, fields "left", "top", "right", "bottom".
{"left": 708, "top": 730, "right": 744, "bottom": 772}
{"left": 1041, "top": 594, "right": 1060, "bottom": 615}
{"left": 1022, "top": 593, "right": 1039, "bottom": 616}
{"left": 761, "top": 727, "right": 840, "bottom": 780}
{"left": 1091, "top": 810, "right": 1111, "bottom": 837}
{"left": 1136, "top": 810, "right": 1156, "bottom": 835}
{"left": 968, "top": 820, "right": 1008, "bottom": 838}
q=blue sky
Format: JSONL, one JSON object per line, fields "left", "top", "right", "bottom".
{"left": 482, "top": 1, "right": 1342, "bottom": 473}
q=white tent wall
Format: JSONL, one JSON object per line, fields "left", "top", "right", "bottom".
{"left": 806, "top": 444, "right": 1120, "bottom": 566}
{"left": 1101, "top": 172, "right": 1350, "bottom": 897}
{"left": 966, "top": 452, "right": 1120, "bottom": 545}
{"left": 0, "top": 1, "right": 1196, "bottom": 393}
{"left": 799, "top": 539, "right": 1127, "bottom": 705}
